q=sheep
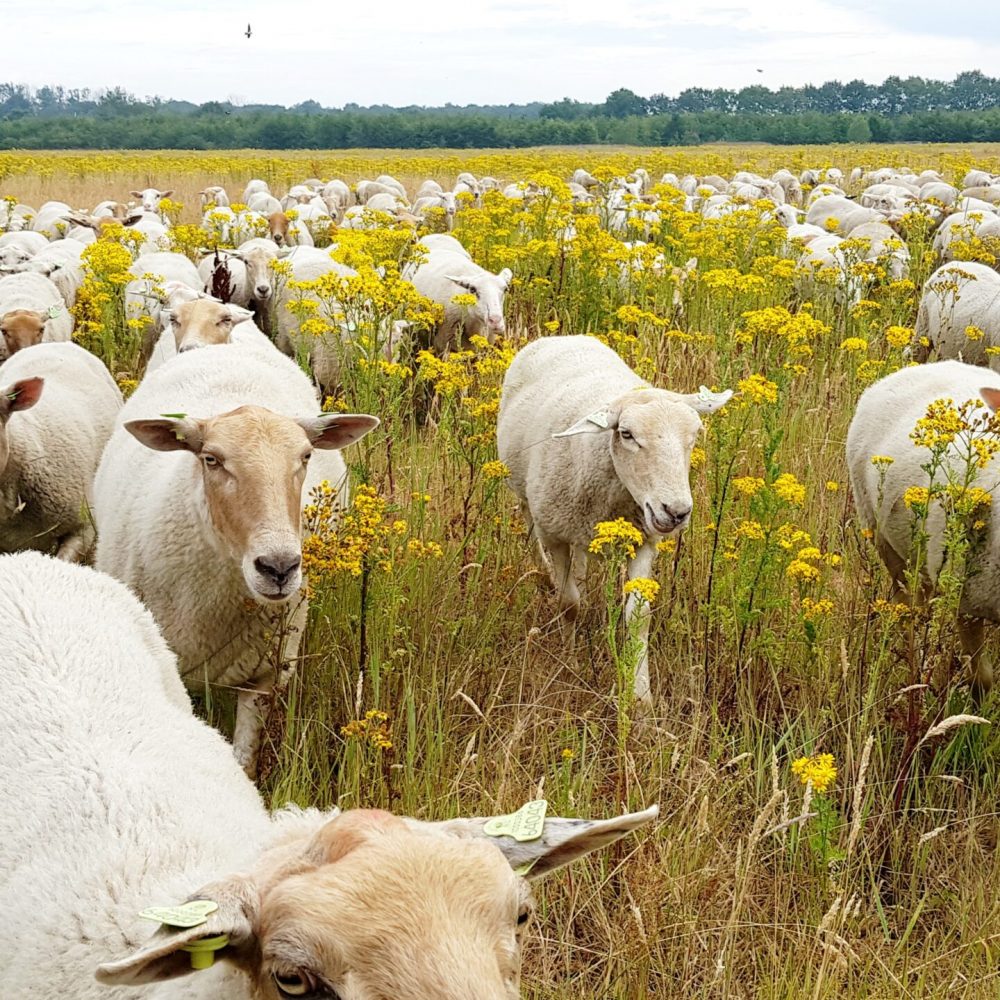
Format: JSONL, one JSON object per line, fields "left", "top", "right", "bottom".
{"left": 7, "top": 238, "right": 85, "bottom": 309}
{"left": 0, "top": 343, "right": 121, "bottom": 560}
{"left": 30, "top": 200, "right": 74, "bottom": 240}
{"left": 130, "top": 187, "right": 173, "bottom": 215}
{"left": 246, "top": 191, "right": 282, "bottom": 216}
{"left": 366, "top": 191, "right": 408, "bottom": 214}
{"left": 418, "top": 233, "right": 469, "bottom": 258}
{"left": 357, "top": 179, "right": 404, "bottom": 203}
{"left": 919, "top": 182, "right": 959, "bottom": 207}
{"left": 281, "top": 184, "right": 317, "bottom": 209}
{"left": 145, "top": 298, "right": 270, "bottom": 373}
{"left": 200, "top": 185, "right": 230, "bottom": 209}
{"left": 847, "top": 220, "right": 910, "bottom": 280}
{"left": 963, "top": 168, "right": 993, "bottom": 189}
{"left": 375, "top": 173, "right": 407, "bottom": 198}
{"left": 0, "top": 272, "right": 73, "bottom": 358}
{"left": 932, "top": 210, "right": 1000, "bottom": 260}
{"left": 321, "top": 178, "right": 352, "bottom": 211}
{"left": 242, "top": 178, "right": 270, "bottom": 202}
{"left": 0, "top": 200, "right": 32, "bottom": 231}
{"left": 267, "top": 209, "right": 312, "bottom": 247}
{"left": 497, "top": 335, "right": 732, "bottom": 703}
{"left": 915, "top": 261, "right": 1000, "bottom": 368}
{"left": 846, "top": 359, "right": 1000, "bottom": 694}
{"left": 0, "top": 549, "right": 658, "bottom": 999}
{"left": 93, "top": 341, "right": 379, "bottom": 774}
{"left": 405, "top": 248, "right": 511, "bottom": 352}
{"left": 795, "top": 234, "right": 866, "bottom": 307}
{"left": 572, "top": 168, "right": 601, "bottom": 189}
{"left": 198, "top": 251, "right": 249, "bottom": 307}
{"left": 203, "top": 205, "right": 237, "bottom": 244}
{"left": 0, "top": 229, "right": 48, "bottom": 267}
{"left": 416, "top": 179, "right": 444, "bottom": 199}
{"left": 92, "top": 199, "right": 133, "bottom": 220}
{"left": 413, "top": 190, "right": 457, "bottom": 229}
{"left": 805, "top": 194, "right": 889, "bottom": 235}
{"left": 127, "top": 252, "right": 204, "bottom": 355}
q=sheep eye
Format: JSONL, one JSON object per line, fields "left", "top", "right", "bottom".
{"left": 203, "top": 454, "right": 221, "bottom": 468}
{"left": 302, "top": 451, "right": 313, "bottom": 465}
{"left": 517, "top": 908, "right": 531, "bottom": 926}
{"left": 273, "top": 971, "right": 310, "bottom": 996}
{"left": 619, "top": 428, "right": 634, "bottom": 441}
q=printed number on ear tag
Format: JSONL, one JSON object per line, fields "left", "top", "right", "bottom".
{"left": 139, "top": 900, "right": 218, "bottom": 928}
{"left": 484, "top": 799, "right": 548, "bottom": 842}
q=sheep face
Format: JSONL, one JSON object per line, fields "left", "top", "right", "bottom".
{"left": 236, "top": 245, "right": 279, "bottom": 300}
{"left": 446, "top": 269, "right": 512, "bottom": 339}
{"left": 0, "top": 309, "right": 47, "bottom": 356}
{"left": 97, "top": 805, "right": 655, "bottom": 999}
{"left": 556, "top": 389, "right": 703, "bottom": 536}
{"left": 124, "top": 407, "right": 378, "bottom": 603}
{"left": 0, "top": 376, "right": 43, "bottom": 470}
{"left": 0, "top": 246, "right": 30, "bottom": 268}
{"left": 164, "top": 299, "right": 255, "bottom": 352}
{"left": 130, "top": 188, "right": 172, "bottom": 214}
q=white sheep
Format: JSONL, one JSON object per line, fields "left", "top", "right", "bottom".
{"left": 246, "top": 191, "right": 282, "bottom": 215}
{"left": 145, "top": 297, "right": 268, "bottom": 373}
{"left": 0, "top": 229, "right": 49, "bottom": 267}
{"left": 412, "top": 190, "right": 457, "bottom": 229}
{"left": 0, "top": 343, "right": 121, "bottom": 560}
{"left": 497, "top": 335, "right": 732, "bottom": 703}
{"left": 848, "top": 220, "right": 910, "bottom": 280}
{"left": 405, "top": 248, "right": 511, "bottom": 351}
{"left": 30, "top": 200, "right": 74, "bottom": 240}
{"left": 242, "top": 178, "right": 270, "bottom": 202}
{"left": 130, "top": 187, "right": 173, "bottom": 215}
{"left": 915, "top": 261, "right": 1000, "bottom": 368}
{"left": 805, "top": 194, "right": 888, "bottom": 235}
{"left": 7, "top": 238, "right": 85, "bottom": 309}
{"left": 0, "top": 272, "right": 72, "bottom": 358}
{"left": 933, "top": 210, "right": 1000, "bottom": 260}
{"left": 0, "top": 548, "right": 658, "bottom": 998}
{"left": 418, "top": 233, "right": 469, "bottom": 258}
{"left": 93, "top": 341, "right": 379, "bottom": 773}
{"left": 846, "top": 360, "right": 1000, "bottom": 694}
{"left": 127, "top": 251, "right": 203, "bottom": 350}
{"left": 200, "top": 185, "right": 230, "bottom": 209}
{"left": 572, "top": 168, "right": 600, "bottom": 189}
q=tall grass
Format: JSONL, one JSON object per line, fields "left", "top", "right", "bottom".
{"left": 31, "top": 145, "right": 1000, "bottom": 997}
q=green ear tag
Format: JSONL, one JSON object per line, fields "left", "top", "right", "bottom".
{"left": 586, "top": 412, "right": 609, "bottom": 429}
{"left": 139, "top": 899, "right": 218, "bottom": 928}
{"left": 483, "top": 800, "right": 548, "bottom": 842}
{"left": 160, "top": 412, "right": 187, "bottom": 419}
{"left": 181, "top": 934, "right": 230, "bottom": 970}
{"left": 46, "top": 304, "right": 61, "bottom": 319}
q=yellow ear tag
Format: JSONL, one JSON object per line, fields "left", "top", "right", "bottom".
{"left": 483, "top": 800, "right": 547, "bottom": 842}
{"left": 139, "top": 899, "right": 218, "bottom": 928}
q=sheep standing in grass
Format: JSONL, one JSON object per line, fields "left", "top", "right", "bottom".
{"left": 915, "top": 261, "right": 1000, "bottom": 368}
{"left": 497, "top": 335, "right": 732, "bottom": 703}
{"left": 93, "top": 341, "right": 379, "bottom": 774}
{"left": 0, "top": 342, "right": 121, "bottom": 560}
{"left": 846, "top": 360, "right": 1000, "bottom": 694}
{"left": 0, "top": 551, "right": 656, "bottom": 999}
{"left": 405, "top": 248, "right": 511, "bottom": 351}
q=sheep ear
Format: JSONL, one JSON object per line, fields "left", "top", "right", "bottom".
{"left": 552, "top": 408, "right": 616, "bottom": 437}
{"left": 130, "top": 191, "right": 143, "bottom": 198}
{"left": 444, "top": 275, "right": 477, "bottom": 294}
{"left": 0, "top": 377, "right": 44, "bottom": 418}
{"left": 981, "top": 387, "right": 1000, "bottom": 413}
{"left": 297, "top": 413, "right": 380, "bottom": 450}
{"left": 160, "top": 190, "right": 173, "bottom": 199}
{"left": 125, "top": 417, "right": 204, "bottom": 454}
{"left": 497, "top": 267, "right": 512, "bottom": 287}
{"left": 96, "top": 877, "right": 258, "bottom": 986}
{"left": 675, "top": 386, "right": 734, "bottom": 415}
{"left": 423, "top": 805, "right": 658, "bottom": 880}
{"left": 226, "top": 305, "right": 254, "bottom": 324}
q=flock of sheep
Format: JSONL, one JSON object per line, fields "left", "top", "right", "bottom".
{"left": 1, "top": 158, "right": 1000, "bottom": 997}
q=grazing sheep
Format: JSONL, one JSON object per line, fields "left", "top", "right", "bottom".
{"left": 572, "top": 168, "right": 601, "bottom": 189}
{"left": 915, "top": 261, "right": 1000, "bottom": 368}
{"left": 418, "top": 233, "right": 470, "bottom": 258}
{"left": 0, "top": 272, "right": 72, "bottom": 358}
{"left": 405, "top": 249, "right": 511, "bottom": 351}
{"left": 0, "top": 549, "right": 658, "bottom": 999}
{"left": 805, "top": 194, "right": 889, "bottom": 235}
{"left": 0, "top": 229, "right": 49, "bottom": 267}
{"left": 932, "top": 210, "right": 1000, "bottom": 260}
{"left": 30, "top": 201, "right": 74, "bottom": 240}
{"left": 848, "top": 220, "right": 910, "bottom": 280}
{"left": 200, "top": 185, "right": 230, "bottom": 209}
{"left": 267, "top": 210, "right": 312, "bottom": 247}
{"left": 0, "top": 343, "right": 121, "bottom": 560}
{"left": 497, "top": 335, "right": 732, "bottom": 703}
{"left": 413, "top": 190, "right": 457, "bottom": 229}
{"left": 242, "top": 178, "right": 270, "bottom": 202}
{"left": 246, "top": 191, "right": 282, "bottom": 216}
{"left": 7, "top": 238, "right": 86, "bottom": 309}
{"left": 93, "top": 341, "right": 379, "bottom": 773}
{"left": 846, "top": 360, "right": 1000, "bottom": 694}
{"left": 128, "top": 252, "right": 203, "bottom": 353}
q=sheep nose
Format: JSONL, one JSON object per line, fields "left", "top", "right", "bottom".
{"left": 662, "top": 502, "right": 692, "bottom": 524}
{"left": 254, "top": 553, "right": 301, "bottom": 586}
{"left": 255, "top": 284, "right": 271, "bottom": 298}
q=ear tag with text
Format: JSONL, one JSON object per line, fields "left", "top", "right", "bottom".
{"left": 484, "top": 799, "right": 548, "bottom": 842}
{"left": 139, "top": 899, "right": 218, "bottom": 928}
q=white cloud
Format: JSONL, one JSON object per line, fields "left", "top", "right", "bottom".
{"left": 3, "top": 0, "right": 997, "bottom": 106}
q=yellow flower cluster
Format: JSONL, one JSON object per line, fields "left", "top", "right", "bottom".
{"left": 737, "top": 373, "right": 779, "bottom": 405}
{"left": 623, "top": 577, "right": 660, "bottom": 604}
{"left": 773, "top": 473, "right": 806, "bottom": 507}
{"left": 341, "top": 709, "right": 393, "bottom": 751}
{"left": 589, "top": 518, "right": 644, "bottom": 559}
{"left": 791, "top": 753, "right": 837, "bottom": 793}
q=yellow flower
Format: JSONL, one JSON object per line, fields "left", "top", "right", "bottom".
{"left": 824, "top": 216, "right": 840, "bottom": 232}
{"left": 690, "top": 446, "right": 706, "bottom": 469}
{"left": 623, "top": 577, "right": 660, "bottom": 604}
{"left": 450, "top": 292, "right": 478, "bottom": 307}
{"left": 786, "top": 559, "right": 820, "bottom": 582}
{"left": 656, "top": 537, "right": 677, "bottom": 554}
{"left": 733, "top": 475, "right": 765, "bottom": 498}
{"left": 481, "top": 460, "right": 510, "bottom": 481}
{"left": 840, "top": 337, "right": 868, "bottom": 353}
{"left": 736, "top": 519, "right": 765, "bottom": 541}
{"left": 791, "top": 753, "right": 837, "bottom": 793}
{"left": 966, "top": 325, "right": 986, "bottom": 341}
{"left": 903, "top": 486, "right": 930, "bottom": 512}
{"left": 589, "top": 518, "right": 644, "bottom": 559}
{"left": 543, "top": 319, "right": 560, "bottom": 332}
{"left": 885, "top": 325, "right": 913, "bottom": 349}
{"left": 773, "top": 472, "right": 806, "bottom": 507}
{"left": 560, "top": 748, "right": 575, "bottom": 761}
{"left": 801, "top": 597, "right": 834, "bottom": 622}
{"left": 826, "top": 481, "right": 840, "bottom": 492}
{"left": 870, "top": 455, "right": 894, "bottom": 467}
{"left": 737, "top": 373, "right": 778, "bottom": 405}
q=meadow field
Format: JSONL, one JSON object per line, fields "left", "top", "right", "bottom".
{"left": 13, "top": 144, "right": 1000, "bottom": 997}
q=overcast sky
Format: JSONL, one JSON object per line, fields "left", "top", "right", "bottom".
{"left": 5, "top": 0, "right": 995, "bottom": 107}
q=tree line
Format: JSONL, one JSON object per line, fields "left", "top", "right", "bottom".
{"left": 1, "top": 73, "right": 1000, "bottom": 148}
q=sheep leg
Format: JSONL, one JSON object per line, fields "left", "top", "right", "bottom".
{"left": 544, "top": 536, "right": 579, "bottom": 619}
{"left": 625, "top": 543, "right": 657, "bottom": 706}
{"left": 55, "top": 526, "right": 94, "bottom": 564}
{"left": 959, "top": 616, "right": 992, "bottom": 702}
{"left": 233, "top": 686, "right": 268, "bottom": 778}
